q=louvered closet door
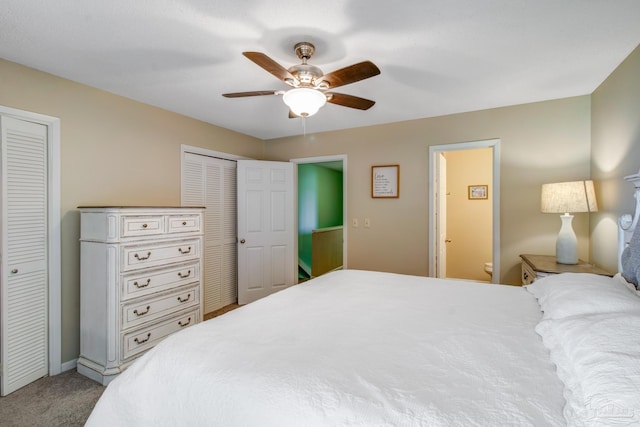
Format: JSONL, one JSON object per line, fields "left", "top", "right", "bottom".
{"left": 182, "top": 153, "right": 237, "bottom": 314}
{"left": 1, "top": 116, "right": 48, "bottom": 396}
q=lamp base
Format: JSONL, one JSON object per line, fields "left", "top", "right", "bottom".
{"left": 556, "top": 213, "right": 578, "bottom": 264}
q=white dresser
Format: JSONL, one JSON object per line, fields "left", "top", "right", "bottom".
{"left": 77, "top": 206, "right": 204, "bottom": 385}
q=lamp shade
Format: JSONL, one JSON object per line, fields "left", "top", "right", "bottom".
{"left": 541, "top": 180, "right": 598, "bottom": 214}
{"left": 282, "top": 88, "right": 327, "bottom": 117}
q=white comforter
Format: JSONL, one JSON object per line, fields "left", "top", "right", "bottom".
{"left": 86, "top": 270, "right": 565, "bottom": 426}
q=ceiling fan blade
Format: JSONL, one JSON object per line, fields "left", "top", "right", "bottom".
{"left": 326, "top": 92, "right": 376, "bottom": 110}
{"left": 318, "top": 61, "right": 380, "bottom": 89}
{"left": 222, "top": 91, "right": 279, "bottom": 98}
{"left": 243, "top": 52, "right": 296, "bottom": 83}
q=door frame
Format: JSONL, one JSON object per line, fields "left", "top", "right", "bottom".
{"left": 181, "top": 144, "right": 252, "bottom": 162}
{"left": 0, "top": 105, "right": 61, "bottom": 375}
{"left": 428, "top": 139, "right": 500, "bottom": 283}
{"left": 290, "top": 155, "right": 348, "bottom": 275}
{"left": 436, "top": 152, "right": 447, "bottom": 278}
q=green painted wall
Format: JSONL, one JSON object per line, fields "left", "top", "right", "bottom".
{"left": 298, "top": 163, "right": 343, "bottom": 271}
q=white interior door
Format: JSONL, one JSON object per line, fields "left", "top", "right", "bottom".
{"left": 1, "top": 116, "right": 49, "bottom": 395}
{"left": 436, "top": 153, "right": 447, "bottom": 278}
{"left": 237, "top": 160, "right": 295, "bottom": 305}
{"left": 182, "top": 153, "right": 237, "bottom": 314}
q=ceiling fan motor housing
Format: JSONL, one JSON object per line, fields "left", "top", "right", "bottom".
{"left": 289, "top": 42, "right": 325, "bottom": 87}
{"left": 288, "top": 64, "right": 324, "bottom": 87}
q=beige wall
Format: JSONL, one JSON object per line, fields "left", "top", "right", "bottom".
{"left": 445, "top": 149, "right": 493, "bottom": 281}
{"left": 591, "top": 44, "right": 640, "bottom": 272}
{"left": 265, "top": 96, "right": 592, "bottom": 285}
{"left": 0, "top": 59, "right": 264, "bottom": 364}
{"left": 3, "top": 49, "right": 616, "bottom": 367}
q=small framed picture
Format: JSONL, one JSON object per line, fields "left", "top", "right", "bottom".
{"left": 468, "top": 185, "right": 488, "bottom": 200}
{"left": 371, "top": 165, "right": 399, "bottom": 198}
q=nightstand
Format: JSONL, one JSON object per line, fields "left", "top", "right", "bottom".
{"left": 519, "top": 254, "right": 613, "bottom": 285}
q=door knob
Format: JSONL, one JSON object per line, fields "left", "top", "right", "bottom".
{"left": 240, "top": 239, "right": 246, "bottom": 244}
{"left": 445, "top": 239, "right": 452, "bottom": 243}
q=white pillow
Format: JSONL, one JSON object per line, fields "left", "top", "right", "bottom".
{"left": 525, "top": 272, "right": 640, "bottom": 319}
{"left": 536, "top": 312, "right": 640, "bottom": 426}
{"left": 614, "top": 272, "right": 640, "bottom": 295}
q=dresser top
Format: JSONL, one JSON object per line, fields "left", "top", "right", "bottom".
{"left": 520, "top": 254, "right": 613, "bottom": 276}
{"left": 78, "top": 206, "right": 205, "bottom": 209}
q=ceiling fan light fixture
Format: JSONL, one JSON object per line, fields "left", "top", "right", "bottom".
{"left": 282, "top": 88, "right": 326, "bottom": 117}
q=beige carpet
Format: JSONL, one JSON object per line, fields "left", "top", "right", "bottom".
{"left": 0, "top": 369, "right": 105, "bottom": 427}
{"left": 204, "top": 303, "right": 241, "bottom": 320}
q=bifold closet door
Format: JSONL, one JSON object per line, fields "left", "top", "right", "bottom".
{"left": 1, "top": 116, "right": 49, "bottom": 396}
{"left": 182, "top": 153, "right": 237, "bottom": 314}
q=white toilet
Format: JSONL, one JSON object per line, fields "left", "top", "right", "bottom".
{"left": 484, "top": 262, "right": 493, "bottom": 277}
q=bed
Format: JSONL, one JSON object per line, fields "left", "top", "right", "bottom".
{"left": 86, "top": 184, "right": 640, "bottom": 426}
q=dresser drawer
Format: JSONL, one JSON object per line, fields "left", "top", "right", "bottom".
{"left": 121, "top": 215, "right": 165, "bottom": 238}
{"left": 122, "top": 309, "right": 199, "bottom": 360}
{"left": 121, "top": 285, "right": 200, "bottom": 330}
{"left": 122, "top": 262, "right": 199, "bottom": 300}
{"left": 122, "top": 239, "right": 200, "bottom": 272}
{"left": 168, "top": 214, "right": 201, "bottom": 234}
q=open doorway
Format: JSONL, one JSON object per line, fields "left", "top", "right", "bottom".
{"left": 291, "top": 155, "right": 347, "bottom": 281}
{"left": 428, "top": 139, "right": 500, "bottom": 283}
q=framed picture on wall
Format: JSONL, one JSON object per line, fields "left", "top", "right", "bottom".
{"left": 468, "top": 185, "right": 488, "bottom": 200}
{"left": 371, "top": 165, "right": 399, "bottom": 198}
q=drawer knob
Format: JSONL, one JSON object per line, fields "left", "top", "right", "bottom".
{"left": 179, "top": 317, "right": 192, "bottom": 328}
{"left": 134, "top": 332, "right": 151, "bottom": 344}
{"left": 178, "top": 246, "right": 192, "bottom": 255}
{"left": 142, "top": 223, "right": 148, "bottom": 228}
{"left": 11, "top": 268, "right": 18, "bottom": 274}
{"left": 134, "top": 252, "right": 152, "bottom": 261}
{"left": 182, "top": 221, "right": 187, "bottom": 226}
{"left": 133, "top": 305, "right": 151, "bottom": 316}
{"left": 133, "top": 278, "right": 151, "bottom": 288}
{"left": 178, "top": 270, "right": 192, "bottom": 279}
{"left": 177, "top": 293, "right": 191, "bottom": 303}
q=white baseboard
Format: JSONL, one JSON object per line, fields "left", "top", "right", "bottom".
{"left": 298, "top": 258, "right": 311, "bottom": 276}
{"left": 60, "top": 358, "right": 78, "bottom": 373}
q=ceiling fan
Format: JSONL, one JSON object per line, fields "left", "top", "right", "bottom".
{"left": 222, "top": 42, "right": 380, "bottom": 118}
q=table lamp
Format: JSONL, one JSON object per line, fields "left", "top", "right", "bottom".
{"left": 541, "top": 180, "right": 598, "bottom": 264}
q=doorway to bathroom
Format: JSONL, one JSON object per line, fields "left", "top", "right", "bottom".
{"left": 428, "top": 139, "right": 500, "bottom": 283}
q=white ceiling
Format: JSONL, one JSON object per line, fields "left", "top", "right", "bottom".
{"left": 2, "top": 1, "right": 640, "bottom": 140}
